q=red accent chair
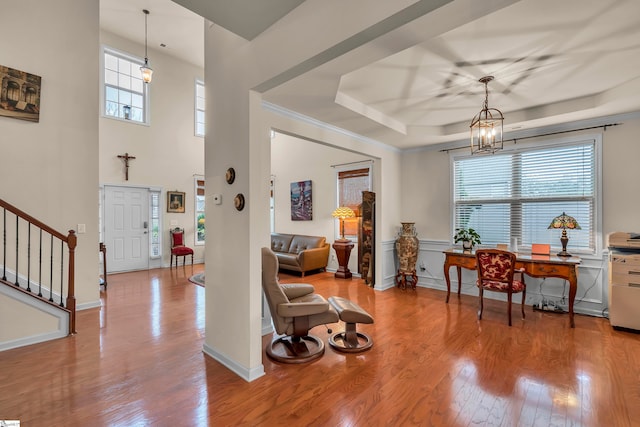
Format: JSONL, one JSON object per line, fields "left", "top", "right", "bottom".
{"left": 475, "top": 249, "right": 526, "bottom": 326}
{"left": 170, "top": 228, "right": 194, "bottom": 268}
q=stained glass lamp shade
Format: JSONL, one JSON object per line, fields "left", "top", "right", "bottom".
{"left": 548, "top": 212, "right": 581, "bottom": 257}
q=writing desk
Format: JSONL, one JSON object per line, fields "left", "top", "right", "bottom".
{"left": 443, "top": 248, "right": 581, "bottom": 327}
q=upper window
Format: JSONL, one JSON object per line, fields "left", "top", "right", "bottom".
{"left": 452, "top": 136, "right": 599, "bottom": 254}
{"left": 103, "top": 47, "right": 148, "bottom": 124}
{"left": 195, "top": 80, "right": 205, "bottom": 137}
{"left": 195, "top": 176, "right": 205, "bottom": 245}
{"left": 335, "top": 164, "right": 372, "bottom": 241}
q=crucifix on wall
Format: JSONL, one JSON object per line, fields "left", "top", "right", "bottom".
{"left": 117, "top": 153, "right": 136, "bottom": 181}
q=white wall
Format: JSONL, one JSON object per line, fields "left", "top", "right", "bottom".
{"left": 271, "top": 132, "right": 372, "bottom": 273}
{"left": 99, "top": 30, "right": 205, "bottom": 265}
{"left": 0, "top": 0, "right": 100, "bottom": 344}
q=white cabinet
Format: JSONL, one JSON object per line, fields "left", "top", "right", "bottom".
{"left": 608, "top": 233, "right": 640, "bottom": 331}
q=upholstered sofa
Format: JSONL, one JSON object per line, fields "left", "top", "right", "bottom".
{"left": 270, "top": 233, "right": 330, "bottom": 276}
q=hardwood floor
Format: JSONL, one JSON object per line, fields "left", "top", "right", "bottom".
{"left": 1, "top": 266, "right": 639, "bottom": 426}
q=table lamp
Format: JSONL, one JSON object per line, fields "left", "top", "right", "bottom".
{"left": 332, "top": 207, "right": 355, "bottom": 241}
{"left": 548, "top": 212, "right": 581, "bottom": 257}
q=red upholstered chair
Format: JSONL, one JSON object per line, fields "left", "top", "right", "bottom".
{"left": 170, "top": 228, "right": 193, "bottom": 268}
{"left": 475, "top": 249, "right": 526, "bottom": 326}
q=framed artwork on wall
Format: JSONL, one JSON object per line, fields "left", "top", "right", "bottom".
{"left": 290, "top": 180, "right": 312, "bottom": 221}
{"left": 0, "top": 65, "right": 42, "bottom": 123}
{"left": 167, "top": 191, "right": 185, "bottom": 213}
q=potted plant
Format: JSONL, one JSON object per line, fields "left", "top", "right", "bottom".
{"left": 454, "top": 227, "right": 481, "bottom": 250}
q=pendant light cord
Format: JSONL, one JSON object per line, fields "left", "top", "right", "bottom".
{"left": 143, "top": 9, "right": 149, "bottom": 62}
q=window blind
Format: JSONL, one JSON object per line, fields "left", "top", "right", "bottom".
{"left": 338, "top": 168, "right": 370, "bottom": 212}
{"left": 337, "top": 167, "right": 371, "bottom": 239}
{"left": 453, "top": 140, "right": 596, "bottom": 253}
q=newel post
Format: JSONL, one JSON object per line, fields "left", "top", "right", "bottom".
{"left": 66, "top": 230, "right": 77, "bottom": 334}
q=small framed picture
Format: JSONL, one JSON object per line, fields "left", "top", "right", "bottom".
{"left": 167, "top": 191, "right": 185, "bottom": 213}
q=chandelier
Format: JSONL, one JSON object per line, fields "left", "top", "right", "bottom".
{"left": 140, "top": 9, "right": 153, "bottom": 84}
{"left": 470, "top": 76, "right": 503, "bottom": 154}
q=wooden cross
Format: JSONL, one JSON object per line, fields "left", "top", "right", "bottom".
{"left": 117, "top": 153, "right": 136, "bottom": 181}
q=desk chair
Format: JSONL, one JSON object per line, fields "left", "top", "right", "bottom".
{"left": 475, "top": 249, "right": 526, "bottom": 326}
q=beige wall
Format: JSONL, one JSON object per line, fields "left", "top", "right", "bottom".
{"left": 0, "top": 293, "right": 60, "bottom": 342}
{"left": 271, "top": 132, "right": 372, "bottom": 272}
{"left": 401, "top": 114, "right": 640, "bottom": 245}
{"left": 99, "top": 31, "right": 205, "bottom": 265}
{"left": 202, "top": 16, "right": 406, "bottom": 379}
{"left": 602, "top": 116, "right": 640, "bottom": 237}
{"left": 0, "top": 0, "right": 100, "bottom": 310}
{"left": 401, "top": 148, "right": 452, "bottom": 240}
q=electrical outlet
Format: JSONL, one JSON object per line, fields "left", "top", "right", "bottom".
{"left": 331, "top": 254, "right": 336, "bottom": 261}
{"left": 533, "top": 298, "right": 564, "bottom": 313}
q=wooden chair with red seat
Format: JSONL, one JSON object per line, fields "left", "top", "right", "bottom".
{"left": 170, "top": 227, "right": 194, "bottom": 268}
{"left": 475, "top": 249, "right": 526, "bottom": 326}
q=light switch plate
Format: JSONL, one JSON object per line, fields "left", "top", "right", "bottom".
{"left": 213, "top": 194, "right": 222, "bottom": 205}
{"left": 77, "top": 224, "right": 86, "bottom": 234}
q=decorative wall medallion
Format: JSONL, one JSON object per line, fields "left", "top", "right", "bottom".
{"left": 225, "top": 167, "right": 236, "bottom": 184}
{"left": 234, "top": 193, "right": 245, "bottom": 211}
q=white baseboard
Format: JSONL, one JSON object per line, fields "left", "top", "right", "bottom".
{"left": 0, "top": 330, "right": 68, "bottom": 352}
{"left": 202, "top": 343, "right": 265, "bottom": 382}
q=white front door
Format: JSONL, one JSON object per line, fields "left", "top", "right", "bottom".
{"left": 104, "top": 185, "right": 150, "bottom": 273}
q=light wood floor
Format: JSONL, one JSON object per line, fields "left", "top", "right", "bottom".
{"left": 1, "top": 266, "right": 639, "bottom": 426}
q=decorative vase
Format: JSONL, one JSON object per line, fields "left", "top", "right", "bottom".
{"left": 395, "top": 222, "right": 419, "bottom": 273}
{"left": 462, "top": 240, "right": 473, "bottom": 250}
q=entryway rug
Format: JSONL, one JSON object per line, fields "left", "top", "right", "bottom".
{"left": 188, "top": 273, "right": 205, "bottom": 287}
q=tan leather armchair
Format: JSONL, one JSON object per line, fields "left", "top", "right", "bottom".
{"left": 261, "top": 247, "right": 338, "bottom": 363}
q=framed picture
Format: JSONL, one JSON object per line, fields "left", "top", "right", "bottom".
{"left": 0, "top": 65, "right": 42, "bottom": 123}
{"left": 291, "top": 180, "right": 312, "bottom": 221}
{"left": 167, "top": 191, "right": 185, "bottom": 213}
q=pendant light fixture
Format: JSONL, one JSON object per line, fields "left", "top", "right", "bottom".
{"left": 140, "top": 9, "right": 153, "bottom": 84}
{"left": 470, "top": 76, "right": 503, "bottom": 154}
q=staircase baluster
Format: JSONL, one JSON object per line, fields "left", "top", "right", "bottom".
{"left": 1, "top": 198, "right": 76, "bottom": 336}
{"left": 15, "top": 215, "right": 19, "bottom": 287}
{"left": 27, "top": 222, "right": 32, "bottom": 292}
{"left": 38, "top": 229, "right": 43, "bottom": 297}
{"left": 49, "top": 234, "right": 54, "bottom": 302}
{"left": 2, "top": 208, "right": 6, "bottom": 281}
{"left": 59, "top": 240, "right": 64, "bottom": 307}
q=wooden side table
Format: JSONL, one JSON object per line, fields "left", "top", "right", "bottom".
{"left": 333, "top": 240, "right": 354, "bottom": 279}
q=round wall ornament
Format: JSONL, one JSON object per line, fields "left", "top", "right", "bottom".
{"left": 234, "top": 193, "right": 245, "bottom": 211}
{"left": 225, "top": 167, "right": 236, "bottom": 184}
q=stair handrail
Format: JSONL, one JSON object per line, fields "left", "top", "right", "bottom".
{"left": 0, "top": 198, "right": 77, "bottom": 334}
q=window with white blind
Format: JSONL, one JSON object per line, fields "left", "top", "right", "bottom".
{"left": 195, "top": 176, "right": 205, "bottom": 245}
{"left": 452, "top": 137, "right": 598, "bottom": 254}
{"left": 336, "top": 164, "right": 372, "bottom": 241}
